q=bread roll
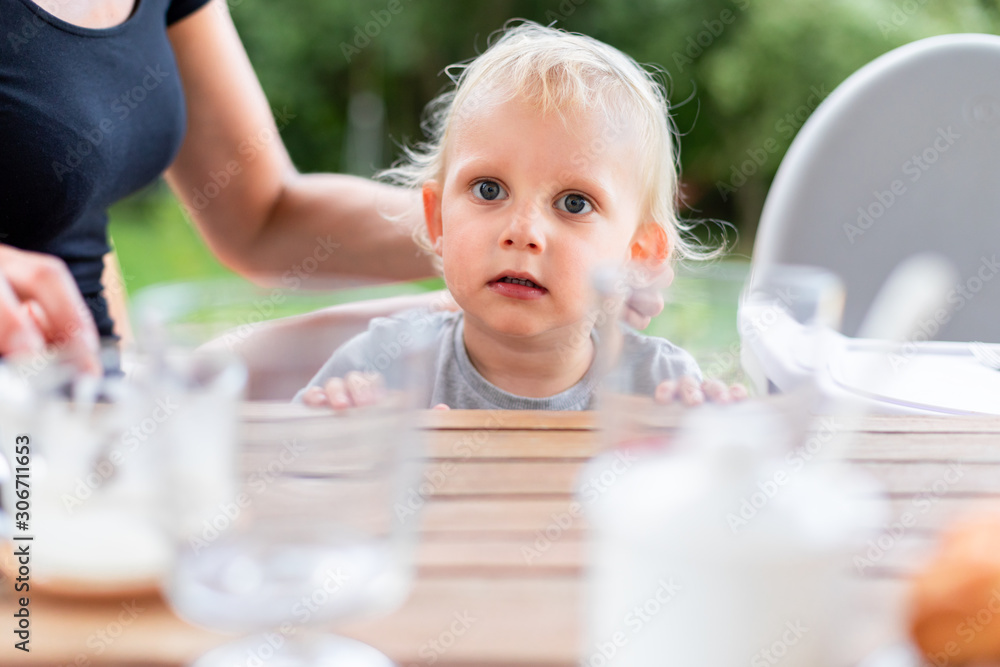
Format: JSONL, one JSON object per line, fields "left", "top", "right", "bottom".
{"left": 910, "top": 512, "right": 1000, "bottom": 665}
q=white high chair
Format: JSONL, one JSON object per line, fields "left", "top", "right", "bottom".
{"left": 742, "top": 33, "right": 1000, "bottom": 415}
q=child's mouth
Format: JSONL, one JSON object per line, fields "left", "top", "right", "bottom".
{"left": 488, "top": 274, "right": 548, "bottom": 300}
{"left": 497, "top": 276, "right": 543, "bottom": 289}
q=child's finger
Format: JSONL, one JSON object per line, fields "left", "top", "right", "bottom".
{"left": 702, "top": 379, "right": 730, "bottom": 403}
{"left": 654, "top": 379, "right": 678, "bottom": 404}
{"left": 369, "top": 373, "right": 387, "bottom": 402}
{"left": 432, "top": 403, "right": 451, "bottom": 410}
{"left": 677, "top": 376, "right": 705, "bottom": 407}
{"left": 346, "top": 371, "right": 387, "bottom": 406}
{"left": 728, "top": 383, "right": 749, "bottom": 401}
{"left": 301, "top": 386, "right": 329, "bottom": 407}
{"left": 323, "top": 377, "right": 352, "bottom": 410}
{"left": 344, "top": 371, "right": 375, "bottom": 406}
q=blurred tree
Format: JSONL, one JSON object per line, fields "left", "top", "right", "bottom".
{"left": 195, "top": 1, "right": 1000, "bottom": 251}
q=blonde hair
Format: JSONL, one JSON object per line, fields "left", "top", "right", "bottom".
{"left": 379, "top": 20, "right": 714, "bottom": 267}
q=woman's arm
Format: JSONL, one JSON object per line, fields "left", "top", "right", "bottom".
{"left": 165, "top": 0, "right": 433, "bottom": 282}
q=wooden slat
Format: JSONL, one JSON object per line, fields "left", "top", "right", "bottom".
{"left": 406, "top": 459, "right": 1000, "bottom": 498}
{"left": 423, "top": 409, "right": 1000, "bottom": 436}
{"left": 5, "top": 411, "right": 1000, "bottom": 667}
{"left": 850, "top": 460, "right": 1000, "bottom": 494}
{"left": 840, "top": 432, "right": 1000, "bottom": 461}
{"left": 404, "top": 461, "right": 582, "bottom": 496}
{"left": 426, "top": 429, "right": 599, "bottom": 459}
{"left": 242, "top": 403, "right": 1000, "bottom": 434}
{"left": 423, "top": 410, "right": 596, "bottom": 431}
{"left": 415, "top": 510, "right": 948, "bottom": 577}
{"left": 0, "top": 579, "right": 582, "bottom": 667}
{"left": 417, "top": 496, "right": 1000, "bottom": 537}
{"left": 424, "top": 428, "right": 1000, "bottom": 462}
{"left": 420, "top": 499, "right": 587, "bottom": 532}
{"left": 855, "top": 415, "right": 1000, "bottom": 434}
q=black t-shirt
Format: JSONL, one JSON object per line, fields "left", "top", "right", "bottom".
{"left": 0, "top": 0, "right": 212, "bottom": 339}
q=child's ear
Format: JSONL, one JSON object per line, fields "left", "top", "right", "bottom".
{"left": 422, "top": 180, "right": 444, "bottom": 256}
{"left": 629, "top": 223, "right": 670, "bottom": 265}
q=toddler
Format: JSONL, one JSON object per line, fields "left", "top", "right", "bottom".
{"left": 298, "top": 22, "right": 738, "bottom": 410}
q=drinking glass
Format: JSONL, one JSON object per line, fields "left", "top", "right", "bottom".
{"left": 584, "top": 261, "right": 892, "bottom": 667}
{"left": 591, "top": 261, "right": 753, "bottom": 449}
{"left": 0, "top": 347, "right": 242, "bottom": 595}
{"left": 133, "top": 277, "right": 434, "bottom": 666}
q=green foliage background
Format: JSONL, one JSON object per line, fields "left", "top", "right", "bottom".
{"left": 110, "top": 0, "right": 1000, "bottom": 294}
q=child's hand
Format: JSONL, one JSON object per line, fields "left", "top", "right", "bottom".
{"left": 302, "top": 371, "right": 385, "bottom": 410}
{"left": 654, "top": 376, "right": 748, "bottom": 406}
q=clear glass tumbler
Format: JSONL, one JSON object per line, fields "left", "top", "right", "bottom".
{"left": 133, "top": 277, "right": 435, "bottom": 666}
{"left": 584, "top": 261, "right": 889, "bottom": 667}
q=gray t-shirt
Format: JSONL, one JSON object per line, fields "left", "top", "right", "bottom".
{"left": 296, "top": 309, "right": 701, "bottom": 410}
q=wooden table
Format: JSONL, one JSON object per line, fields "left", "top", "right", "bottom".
{"left": 2, "top": 410, "right": 1000, "bottom": 666}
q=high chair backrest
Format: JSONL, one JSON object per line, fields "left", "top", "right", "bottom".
{"left": 751, "top": 33, "right": 1000, "bottom": 342}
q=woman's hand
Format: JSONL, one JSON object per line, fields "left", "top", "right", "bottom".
{"left": 0, "top": 245, "right": 101, "bottom": 373}
{"left": 622, "top": 263, "right": 673, "bottom": 330}
{"left": 623, "top": 286, "right": 664, "bottom": 330}
{"left": 654, "top": 376, "right": 748, "bottom": 406}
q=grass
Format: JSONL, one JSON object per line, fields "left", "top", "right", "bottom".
{"left": 108, "top": 185, "right": 236, "bottom": 293}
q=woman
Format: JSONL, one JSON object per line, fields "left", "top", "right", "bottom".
{"left": 0, "top": 0, "right": 431, "bottom": 372}
{"left": 1, "top": 1, "right": 662, "bottom": 377}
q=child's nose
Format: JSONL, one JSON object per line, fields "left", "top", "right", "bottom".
{"left": 501, "top": 203, "right": 545, "bottom": 252}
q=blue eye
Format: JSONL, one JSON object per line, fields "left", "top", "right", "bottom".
{"left": 556, "top": 193, "right": 592, "bottom": 215}
{"left": 473, "top": 180, "right": 507, "bottom": 201}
